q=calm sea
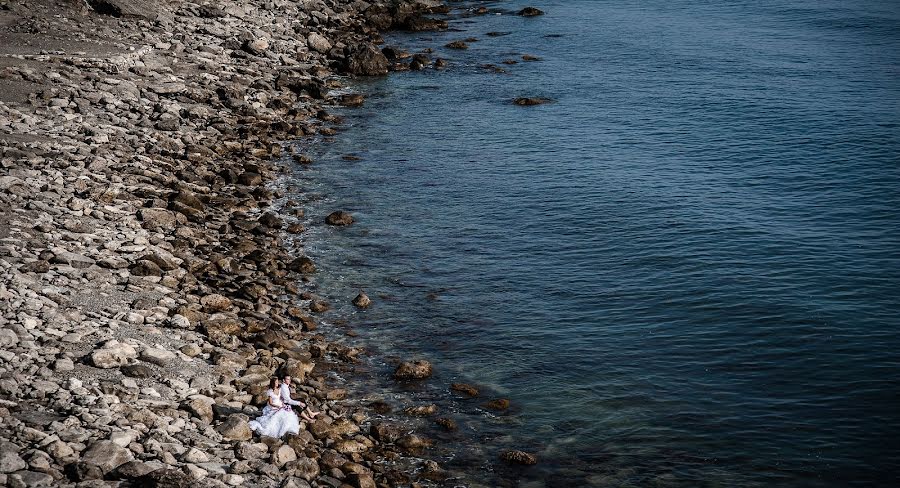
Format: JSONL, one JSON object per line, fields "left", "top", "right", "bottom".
{"left": 285, "top": 0, "right": 900, "bottom": 486}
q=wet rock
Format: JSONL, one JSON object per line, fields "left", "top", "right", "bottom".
{"left": 81, "top": 440, "right": 133, "bottom": 473}
{"left": 500, "top": 449, "right": 538, "bottom": 465}
{"left": 404, "top": 404, "right": 438, "bottom": 416}
{"left": 348, "top": 472, "right": 376, "bottom": 488}
{"left": 396, "top": 434, "right": 429, "bottom": 451}
{"left": 450, "top": 383, "right": 480, "bottom": 397}
{"left": 369, "top": 423, "right": 404, "bottom": 443}
{"left": 518, "top": 7, "right": 545, "bottom": 17}
{"left": 370, "top": 401, "right": 392, "bottom": 414}
{"left": 345, "top": 43, "right": 390, "bottom": 76}
{"left": 288, "top": 256, "right": 316, "bottom": 273}
{"left": 394, "top": 360, "right": 432, "bottom": 380}
{"left": 325, "top": 211, "right": 354, "bottom": 226}
{"left": 340, "top": 94, "right": 366, "bottom": 107}
{"left": 484, "top": 398, "right": 511, "bottom": 410}
{"left": 352, "top": 292, "right": 371, "bottom": 308}
{"left": 435, "top": 417, "right": 457, "bottom": 431}
{"left": 445, "top": 40, "right": 469, "bottom": 49}
{"left": 91, "top": 340, "right": 138, "bottom": 368}
{"left": 513, "top": 97, "right": 552, "bottom": 106}
{"left": 259, "top": 211, "right": 283, "bottom": 229}
{"left": 309, "top": 300, "right": 330, "bottom": 313}
{"left": 217, "top": 414, "right": 252, "bottom": 441}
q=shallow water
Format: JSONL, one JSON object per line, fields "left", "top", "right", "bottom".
{"left": 288, "top": 0, "right": 900, "bottom": 485}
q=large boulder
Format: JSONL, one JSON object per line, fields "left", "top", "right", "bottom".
{"left": 91, "top": 340, "right": 138, "bottom": 368}
{"left": 344, "top": 43, "right": 390, "bottom": 76}
{"left": 81, "top": 440, "right": 134, "bottom": 473}
{"left": 217, "top": 414, "right": 252, "bottom": 441}
{"left": 272, "top": 445, "right": 296, "bottom": 467}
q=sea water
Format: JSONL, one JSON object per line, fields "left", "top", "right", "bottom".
{"left": 287, "top": 0, "right": 900, "bottom": 485}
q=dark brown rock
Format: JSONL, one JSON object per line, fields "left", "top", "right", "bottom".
{"left": 325, "top": 211, "right": 354, "bottom": 226}
{"left": 450, "top": 383, "right": 479, "bottom": 397}
{"left": 518, "top": 7, "right": 545, "bottom": 17}
{"left": 394, "top": 360, "right": 432, "bottom": 380}
{"left": 500, "top": 450, "right": 538, "bottom": 465}
{"left": 345, "top": 43, "right": 390, "bottom": 76}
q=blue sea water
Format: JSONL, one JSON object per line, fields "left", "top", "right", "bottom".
{"left": 287, "top": 0, "right": 900, "bottom": 486}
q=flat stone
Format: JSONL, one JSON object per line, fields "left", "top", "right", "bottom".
{"left": 81, "top": 440, "right": 133, "bottom": 473}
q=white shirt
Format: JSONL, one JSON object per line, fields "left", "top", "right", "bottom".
{"left": 279, "top": 383, "right": 304, "bottom": 407}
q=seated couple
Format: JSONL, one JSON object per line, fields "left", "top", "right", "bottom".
{"left": 248, "top": 375, "right": 320, "bottom": 438}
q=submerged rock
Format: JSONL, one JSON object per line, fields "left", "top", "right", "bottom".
{"left": 500, "top": 449, "right": 538, "bottom": 465}
{"left": 518, "top": 7, "right": 545, "bottom": 17}
{"left": 352, "top": 292, "right": 372, "bottom": 308}
{"left": 514, "top": 97, "right": 552, "bottom": 106}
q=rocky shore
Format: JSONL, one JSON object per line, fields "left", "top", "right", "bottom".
{"left": 0, "top": 1, "right": 498, "bottom": 486}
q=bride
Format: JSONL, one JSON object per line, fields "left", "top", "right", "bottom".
{"left": 248, "top": 377, "right": 300, "bottom": 438}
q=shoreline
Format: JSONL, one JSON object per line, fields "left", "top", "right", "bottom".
{"left": 0, "top": 1, "right": 516, "bottom": 486}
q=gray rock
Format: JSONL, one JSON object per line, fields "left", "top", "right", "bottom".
{"left": 140, "top": 347, "right": 177, "bottom": 366}
{"left": 0, "top": 329, "right": 18, "bottom": 348}
{"left": 0, "top": 442, "right": 27, "bottom": 473}
{"left": 91, "top": 340, "right": 137, "bottom": 368}
{"left": 51, "top": 251, "right": 95, "bottom": 269}
{"left": 81, "top": 440, "right": 133, "bottom": 473}
{"left": 7, "top": 470, "right": 53, "bottom": 487}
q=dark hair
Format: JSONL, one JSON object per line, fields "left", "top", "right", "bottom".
{"left": 269, "top": 377, "right": 279, "bottom": 389}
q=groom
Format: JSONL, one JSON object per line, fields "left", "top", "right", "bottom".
{"left": 280, "top": 375, "right": 320, "bottom": 422}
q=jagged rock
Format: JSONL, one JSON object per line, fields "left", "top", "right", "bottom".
{"left": 435, "top": 417, "right": 457, "bottom": 431}
{"left": 394, "top": 360, "right": 432, "bottom": 380}
{"left": 81, "top": 440, "right": 133, "bottom": 473}
{"left": 344, "top": 43, "right": 390, "bottom": 76}
{"left": 404, "top": 404, "right": 438, "bottom": 416}
{"left": 133, "top": 468, "right": 193, "bottom": 487}
{"left": 352, "top": 292, "right": 371, "bottom": 308}
{"left": 369, "top": 423, "right": 404, "bottom": 443}
{"left": 91, "top": 340, "right": 138, "bottom": 368}
{"left": 113, "top": 460, "right": 158, "bottom": 479}
{"left": 348, "top": 472, "right": 377, "bottom": 488}
{"left": 445, "top": 40, "right": 468, "bottom": 49}
{"left": 0, "top": 329, "right": 18, "bottom": 348}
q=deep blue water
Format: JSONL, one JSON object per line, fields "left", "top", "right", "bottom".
{"left": 287, "top": 0, "right": 900, "bottom": 486}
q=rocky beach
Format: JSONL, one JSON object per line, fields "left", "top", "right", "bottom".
{"left": 0, "top": 1, "right": 535, "bottom": 486}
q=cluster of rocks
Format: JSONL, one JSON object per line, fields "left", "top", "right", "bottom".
{"left": 0, "top": 0, "right": 525, "bottom": 486}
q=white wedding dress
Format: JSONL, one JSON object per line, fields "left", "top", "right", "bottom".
{"left": 248, "top": 389, "right": 300, "bottom": 438}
